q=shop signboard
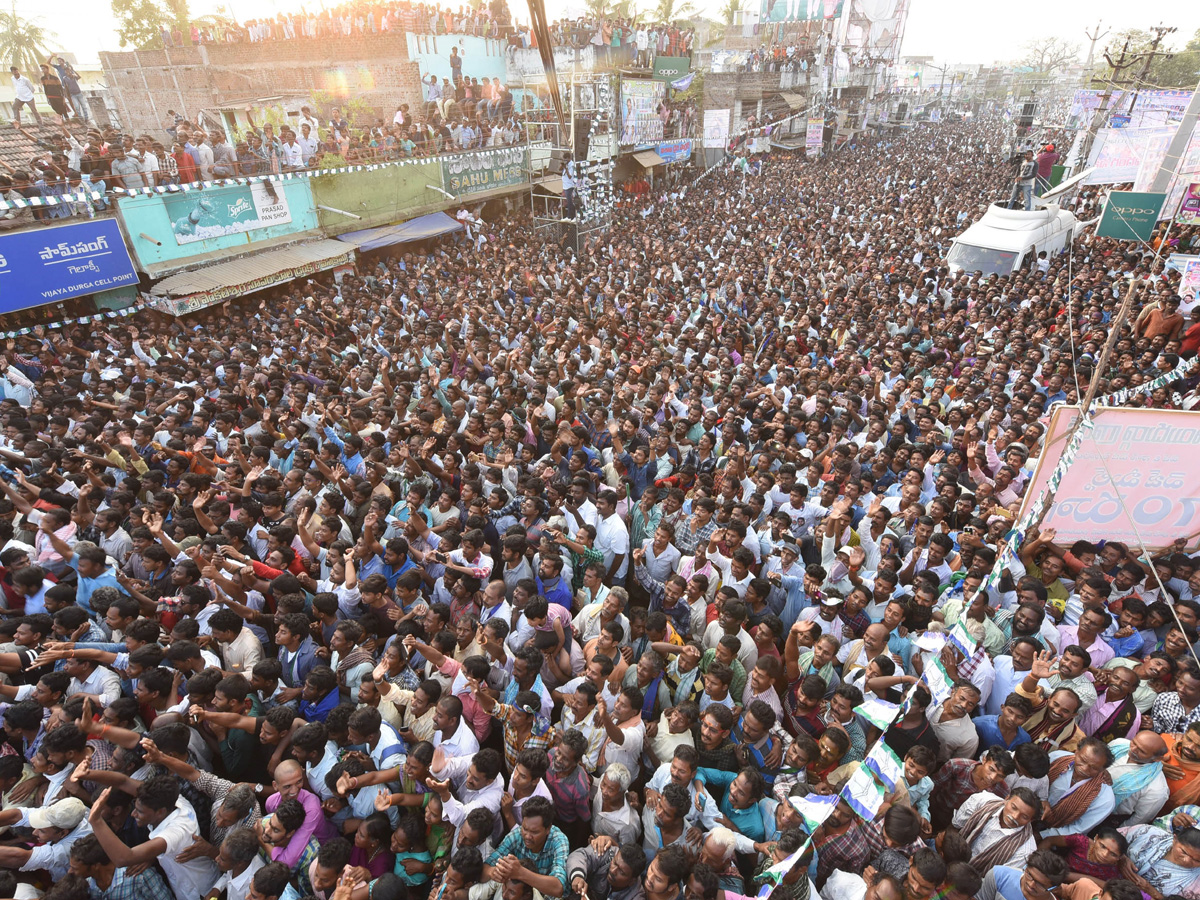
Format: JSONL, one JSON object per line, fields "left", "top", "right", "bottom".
{"left": 1096, "top": 191, "right": 1166, "bottom": 242}
{"left": 655, "top": 140, "right": 693, "bottom": 163}
{"left": 441, "top": 147, "right": 527, "bottom": 197}
{"left": 652, "top": 56, "right": 691, "bottom": 82}
{"left": 163, "top": 182, "right": 292, "bottom": 245}
{"left": 117, "top": 180, "right": 319, "bottom": 273}
{"left": 0, "top": 219, "right": 138, "bottom": 313}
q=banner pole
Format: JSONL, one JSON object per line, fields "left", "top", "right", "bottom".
{"left": 1028, "top": 275, "right": 1145, "bottom": 530}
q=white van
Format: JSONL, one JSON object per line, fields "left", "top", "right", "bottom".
{"left": 946, "top": 202, "right": 1079, "bottom": 276}
{"left": 945, "top": 168, "right": 1092, "bottom": 276}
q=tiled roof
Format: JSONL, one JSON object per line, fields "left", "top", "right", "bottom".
{"left": 0, "top": 120, "right": 90, "bottom": 176}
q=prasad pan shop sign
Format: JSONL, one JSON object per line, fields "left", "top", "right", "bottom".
{"left": 0, "top": 219, "right": 138, "bottom": 313}
{"left": 442, "top": 148, "right": 527, "bottom": 197}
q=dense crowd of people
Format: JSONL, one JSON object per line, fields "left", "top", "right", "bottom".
{"left": 3, "top": 114, "right": 1200, "bottom": 900}
{"left": 161, "top": 0, "right": 514, "bottom": 47}
{"left": 0, "top": 102, "right": 527, "bottom": 227}
{"left": 156, "top": 0, "right": 697, "bottom": 63}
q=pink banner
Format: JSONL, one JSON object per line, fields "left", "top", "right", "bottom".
{"left": 1021, "top": 406, "right": 1200, "bottom": 552}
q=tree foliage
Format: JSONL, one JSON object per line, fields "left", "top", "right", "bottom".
{"left": 110, "top": 0, "right": 190, "bottom": 49}
{"left": 0, "top": 8, "right": 55, "bottom": 74}
{"left": 1089, "top": 27, "right": 1200, "bottom": 89}
{"left": 1018, "top": 36, "right": 1079, "bottom": 74}
{"left": 719, "top": 0, "right": 744, "bottom": 26}
{"left": 652, "top": 0, "right": 697, "bottom": 25}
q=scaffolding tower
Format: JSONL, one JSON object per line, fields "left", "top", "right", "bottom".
{"left": 523, "top": 70, "right": 617, "bottom": 250}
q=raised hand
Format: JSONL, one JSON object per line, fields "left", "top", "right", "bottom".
{"left": 1030, "top": 650, "right": 1058, "bottom": 681}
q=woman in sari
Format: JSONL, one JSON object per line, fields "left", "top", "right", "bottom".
{"left": 1038, "top": 827, "right": 1127, "bottom": 884}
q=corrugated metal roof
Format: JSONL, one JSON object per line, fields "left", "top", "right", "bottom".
{"left": 634, "top": 150, "right": 665, "bottom": 167}
{"left": 151, "top": 239, "right": 353, "bottom": 297}
{"left": 779, "top": 92, "right": 806, "bottom": 109}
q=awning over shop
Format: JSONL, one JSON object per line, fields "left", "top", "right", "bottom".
{"left": 336, "top": 211, "right": 464, "bottom": 252}
{"left": 634, "top": 150, "right": 665, "bottom": 168}
{"left": 779, "top": 92, "right": 806, "bottom": 109}
{"left": 151, "top": 238, "right": 355, "bottom": 316}
{"left": 533, "top": 175, "right": 565, "bottom": 195}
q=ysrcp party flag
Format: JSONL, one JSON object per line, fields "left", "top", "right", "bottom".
{"left": 864, "top": 740, "right": 905, "bottom": 792}
{"left": 843, "top": 763, "right": 886, "bottom": 821}
{"left": 789, "top": 792, "right": 840, "bottom": 833}
{"left": 854, "top": 696, "right": 901, "bottom": 732}
{"left": 761, "top": 835, "right": 812, "bottom": 883}
{"left": 947, "top": 621, "right": 979, "bottom": 659}
{"left": 922, "top": 656, "right": 955, "bottom": 706}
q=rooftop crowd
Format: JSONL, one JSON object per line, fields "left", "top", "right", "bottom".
{"left": 161, "top": 0, "right": 695, "bottom": 64}
{"left": 2, "top": 114, "right": 1200, "bottom": 900}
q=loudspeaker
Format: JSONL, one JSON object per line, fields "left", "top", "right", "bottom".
{"left": 573, "top": 116, "right": 591, "bottom": 161}
{"left": 1017, "top": 101, "right": 1035, "bottom": 129}
{"left": 894, "top": 101, "right": 908, "bottom": 121}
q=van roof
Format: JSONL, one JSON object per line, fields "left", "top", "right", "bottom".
{"left": 952, "top": 203, "right": 1072, "bottom": 253}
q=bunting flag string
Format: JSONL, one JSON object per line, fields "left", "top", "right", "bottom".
{"left": 0, "top": 146, "right": 526, "bottom": 212}
{"left": 1, "top": 299, "right": 154, "bottom": 339}
{"left": 982, "top": 415, "right": 1096, "bottom": 592}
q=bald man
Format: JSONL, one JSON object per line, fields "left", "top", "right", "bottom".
{"left": 263, "top": 760, "right": 337, "bottom": 865}
{"left": 1108, "top": 731, "right": 1170, "bottom": 826}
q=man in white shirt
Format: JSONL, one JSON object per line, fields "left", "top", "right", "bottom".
{"left": 594, "top": 492, "right": 629, "bottom": 584}
{"left": 1106, "top": 732, "right": 1170, "bottom": 827}
{"left": 280, "top": 133, "right": 305, "bottom": 170}
{"left": 296, "top": 123, "right": 319, "bottom": 165}
{"left": 64, "top": 656, "right": 122, "bottom": 707}
{"left": 297, "top": 105, "right": 321, "bottom": 134}
{"left": 196, "top": 134, "right": 215, "bottom": 180}
{"left": 430, "top": 747, "right": 505, "bottom": 824}
{"left": 431, "top": 695, "right": 480, "bottom": 758}
{"left": 86, "top": 778, "right": 221, "bottom": 900}
{"left": 950, "top": 789, "right": 1039, "bottom": 870}
{"left": 9, "top": 67, "right": 41, "bottom": 127}
{"left": 210, "top": 828, "right": 265, "bottom": 900}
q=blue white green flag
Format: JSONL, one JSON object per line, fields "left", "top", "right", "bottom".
{"left": 789, "top": 792, "right": 840, "bottom": 833}
{"left": 842, "top": 763, "right": 886, "bottom": 820}
{"left": 864, "top": 740, "right": 905, "bottom": 792}
{"left": 854, "top": 696, "right": 901, "bottom": 732}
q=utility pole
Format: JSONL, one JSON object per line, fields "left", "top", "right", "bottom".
{"left": 1126, "top": 24, "right": 1175, "bottom": 114}
{"left": 1083, "top": 21, "right": 1109, "bottom": 72}
{"left": 1078, "top": 39, "right": 1135, "bottom": 169}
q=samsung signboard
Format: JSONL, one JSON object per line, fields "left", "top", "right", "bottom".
{"left": 0, "top": 219, "right": 139, "bottom": 314}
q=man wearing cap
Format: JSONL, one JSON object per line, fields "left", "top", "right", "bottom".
{"left": 0, "top": 796, "right": 92, "bottom": 879}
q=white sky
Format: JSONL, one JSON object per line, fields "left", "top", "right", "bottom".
{"left": 20, "top": 0, "right": 1200, "bottom": 72}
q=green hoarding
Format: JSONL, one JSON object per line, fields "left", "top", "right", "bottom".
{"left": 441, "top": 147, "right": 527, "bottom": 198}
{"left": 1096, "top": 191, "right": 1166, "bottom": 242}
{"left": 653, "top": 56, "right": 691, "bottom": 82}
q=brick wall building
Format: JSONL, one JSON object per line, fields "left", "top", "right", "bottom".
{"left": 100, "top": 34, "right": 425, "bottom": 136}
